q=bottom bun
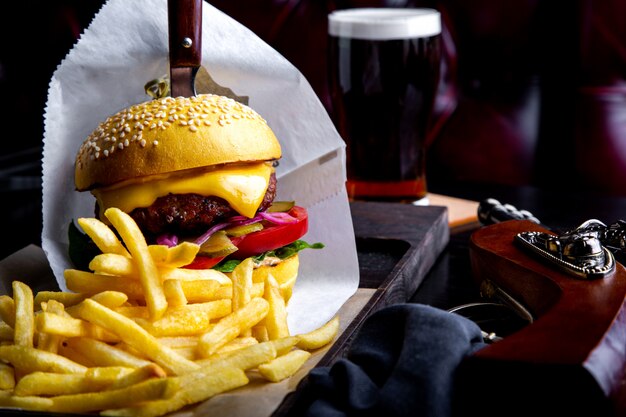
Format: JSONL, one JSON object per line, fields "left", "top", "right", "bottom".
{"left": 251, "top": 255, "right": 300, "bottom": 304}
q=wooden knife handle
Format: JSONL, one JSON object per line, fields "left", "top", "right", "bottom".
{"left": 168, "top": 0, "right": 202, "bottom": 68}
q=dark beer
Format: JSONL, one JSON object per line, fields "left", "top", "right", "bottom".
{"left": 328, "top": 9, "right": 441, "bottom": 201}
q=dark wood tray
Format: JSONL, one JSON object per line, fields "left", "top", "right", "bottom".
{"left": 273, "top": 201, "right": 449, "bottom": 416}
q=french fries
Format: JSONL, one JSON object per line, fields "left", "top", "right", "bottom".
{"left": 0, "top": 210, "right": 340, "bottom": 416}
{"left": 104, "top": 208, "right": 167, "bottom": 321}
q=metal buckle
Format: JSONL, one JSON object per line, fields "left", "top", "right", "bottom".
{"left": 515, "top": 219, "right": 616, "bottom": 279}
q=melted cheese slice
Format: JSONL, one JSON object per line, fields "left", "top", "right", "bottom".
{"left": 92, "top": 163, "right": 273, "bottom": 219}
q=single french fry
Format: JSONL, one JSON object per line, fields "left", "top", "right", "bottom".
{"left": 161, "top": 267, "right": 231, "bottom": 284}
{"left": 13, "top": 281, "right": 34, "bottom": 347}
{"left": 15, "top": 372, "right": 92, "bottom": 396}
{"left": 296, "top": 315, "right": 340, "bottom": 350}
{"left": 258, "top": 349, "right": 311, "bottom": 383}
{"left": 0, "top": 295, "right": 15, "bottom": 327}
{"left": 89, "top": 253, "right": 135, "bottom": 276}
{"left": 0, "top": 362, "right": 15, "bottom": 390}
{"left": 36, "top": 312, "right": 119, "bottom": 342}
{"left": 134, "top": 299, "right": 231, "bottom": 337}
{"left": 65, "top": 291, "right": 129, "bottom": 317}
{"left": 89, "top": 291, "right": 129, "bottom": 308}
{"left": 101, "top": 367, "right": 247, "bottom": 417}
{"left": 263, "top": 274, "right": 290, "bottom": 340}
{"left": 14, "top": 367, "right": 134, "bottom": 396}
{"left": 231, "top": 259, "right": 253, "bottom": 337}
{"left": 63, "top": 337, "right": 154, "bottom": 369}
{"left": 197, "top": 297, "right": 269, "bottom": 358}
{"left": 74, "top": 299, "right": 198, "bottom": 375}
{"left": 196, "top": 326, "right": 239, "bottom": 360}
{"left": 77, "top": 217, "right": 130, "bottom": 257}
{"left": 232, "top": 258, "right": 254, "bottom": 312}
{"left": 197, "top": 338, "right": 276, "bottom": 370}
{"left": 163, "top": 279, "right": 187, "bottom": 307}
{"left": 0, "top": 390, "right": 53, "bottom": 411}
{"left": 49, "top": 376, "right": 177, "bottom": 414}
{"left": 104, "top": 208, "right": 167, "bottom": 320}
{"left": 33, "top": 291, "right": 86, "bottom": 310}
{"left": 148, "top": 242, "right": 200, "bottom": 268}
{"left": 269, "top": 335, "right": 300, "bottom": 356}
{"left": 107, "top": 363, "right": 167, "bottom": 390}
{"left": 0, "top": 345, "right": 87, "bottom": 375}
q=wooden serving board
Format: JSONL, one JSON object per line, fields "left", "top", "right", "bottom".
{"left": 273, "top": 201, "right": 449, "bottom": 416}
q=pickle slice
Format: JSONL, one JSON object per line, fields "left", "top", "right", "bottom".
{"left": 224, "top": 222, "right": 264, "bottom": 237}
{"left": 198, "top": 231, "right": 238, "bottom": 257}
{"left": 268, "top": 201, "right": 295, "bottom": 213}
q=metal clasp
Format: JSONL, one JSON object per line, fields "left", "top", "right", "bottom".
{"left": 515, "top": 219, "right": 616, "bottom": 279}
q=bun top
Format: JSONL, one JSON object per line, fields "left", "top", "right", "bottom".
{"left": 75, "top": 94, "right": 282, "bottom": 191}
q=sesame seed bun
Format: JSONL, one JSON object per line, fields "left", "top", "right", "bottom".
{"left": 75, "top": 94, "right": 282, "bottom": 191}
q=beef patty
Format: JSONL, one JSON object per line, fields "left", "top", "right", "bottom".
{"left": 126, "top": 173, "right": 277, "bottom": 239}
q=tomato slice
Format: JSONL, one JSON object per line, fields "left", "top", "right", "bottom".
{"left": 184, "top": 206, "right": 308, "bottom": 268}
{"left": 232, "top": 206, "right": 308, "bottom": 259}
{"left": 184, "top": 255, "right": 225, "bottom": 270}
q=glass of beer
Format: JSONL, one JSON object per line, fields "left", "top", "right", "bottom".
{"left": 328, "top": 8, "right": 442, "bottom": 202}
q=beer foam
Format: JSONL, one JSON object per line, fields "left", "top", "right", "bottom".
{"left": 328, "top": 8, "right": 441, "bottom": 40}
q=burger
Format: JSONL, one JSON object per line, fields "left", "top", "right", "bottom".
{"left": 71, "top": 93, "right": 321, "bottom": 291}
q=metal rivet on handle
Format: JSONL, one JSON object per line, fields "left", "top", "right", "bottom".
{"left": 182, "top": 37, "right": 193, "bottom": 48}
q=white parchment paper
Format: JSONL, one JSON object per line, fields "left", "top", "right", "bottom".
{"left": 41, "top": 0, "right": 359, "bottom": 334}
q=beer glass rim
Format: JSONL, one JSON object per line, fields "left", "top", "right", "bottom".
{"left": 328, "top": 8, "right": 441, "bottom": 40}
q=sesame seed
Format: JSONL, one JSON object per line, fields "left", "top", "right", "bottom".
{"left": 189, "top": 125, "right": 198, "bottom": 132}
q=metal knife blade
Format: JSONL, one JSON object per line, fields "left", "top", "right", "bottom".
{"left": 168, "top": 0, "right": 202, "bottom": 97}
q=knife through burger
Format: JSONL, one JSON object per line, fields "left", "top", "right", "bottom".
{"left": 72, "top": 93, "right": 321, "bottom": 282}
